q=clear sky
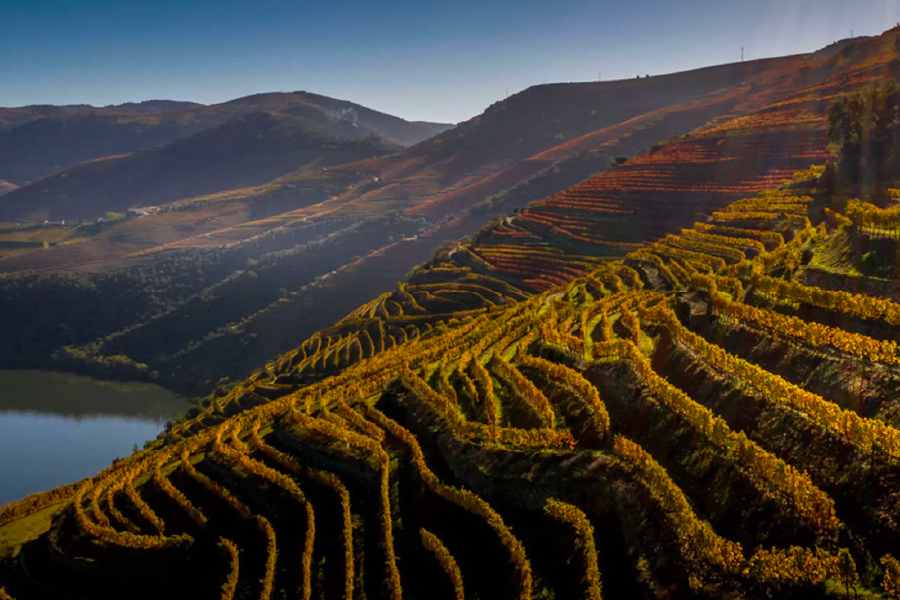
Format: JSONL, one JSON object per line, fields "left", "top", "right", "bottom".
{"left": 3, "top": 0, "right": 900, "bottom": 123}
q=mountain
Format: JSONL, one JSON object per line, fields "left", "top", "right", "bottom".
{"left": 0, "top": 93, "right": 452, "bottom": 189}
{"left": 368, "top": 28, "right": 900, "bottom": 297}
{"left": 0, "top": 111, "right": 401, "bottom": 221}
{"left": 1, "top": 28, "right": 899, "bottom": 398}
{"left": 215, "top": 91, "right": 454, "bottom": 147}
{"left": 0, "top": 92, "right": 454, "bottom": 222}
{"left": 99, "top": 100, "right": 205, "bottom": 115}
{"left": 0, "top": 101, "right": 208, "bottom": 184}
{"left": 0, "top": 100, "right": 202, "bottom": 129}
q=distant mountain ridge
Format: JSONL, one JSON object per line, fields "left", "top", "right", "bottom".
{"left": 0, "top": 111, "right": 401, "bottom": 221}
{"left": 0, "top": 100, "right": 202, "bottom": 130}
{"left": 0, "top": 92, "right": 453, "bottom": 191}
{"left": 217, "top": 91, "right": 454, "bottom": 147}
{"left": 98, "top": 100, "right": 206, "bottom": 115}
{"left": 0, "top": 92, "right": 453, "bottom": 221}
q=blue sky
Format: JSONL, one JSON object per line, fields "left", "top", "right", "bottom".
{"left": 3, "top": 0, "right": 900, "bottom": 123}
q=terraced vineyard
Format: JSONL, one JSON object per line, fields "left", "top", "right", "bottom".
{"left": 1, "top": 171, "right": 899, "bottom": 599}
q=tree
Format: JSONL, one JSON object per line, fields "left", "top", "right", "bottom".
{"left": 838, "top": 548, "right": 859, "bottom": 598}
{"left": 827, "top": 82, "right": 900, "bottom": 194}
{"left": 828, "top": 99, "right": 852, "bottom": 146}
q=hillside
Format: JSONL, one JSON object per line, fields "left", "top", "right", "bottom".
{"left": 3, "top": 30, "right": 900, "bottom": 400}
{"left": 2, "top": 169, "right": 899, "bottom": 598}
{"left": 0, "top": 101, "right": 201, "bottom": 129}
{"left": 215, "top": 91, "right": 454, "bottom": 147}
{"left": 0, "top": 112, "right": 401, "bottom": 222}
{"left": 335, "top": 28, "right": 900, "bottom": 301}
{"left": 0, "top": 93, "right": 451, "bottom": 189}
{"left": 0, "top": 102, "right": 210, "bottom": 185}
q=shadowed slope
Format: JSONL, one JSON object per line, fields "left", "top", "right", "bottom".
{"left": 0, "top": 92, "right": 452, "bottom": 201}
{"left": 0, "top": 112, "right": 400, "bottom": 222}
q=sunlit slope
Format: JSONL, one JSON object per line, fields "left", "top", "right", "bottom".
{"left": 422, "top": 32, "right": 900, "bottom": 294}
{"left": 2, "top": 170, "right": 899, "bottom": 598}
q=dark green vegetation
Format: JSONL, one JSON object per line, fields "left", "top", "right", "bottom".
{"left": 826, "top": 81, "right": 900, "bottom": 196}
{"left": 0, "top": 370, "right": 188, "bottom": 420}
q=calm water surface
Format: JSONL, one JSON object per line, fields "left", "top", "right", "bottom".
{"left": 0, "top": 370, "right": 190, "bottom": 504}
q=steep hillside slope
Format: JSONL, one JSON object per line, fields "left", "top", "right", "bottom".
{"left": 3, "top": 30, "right": 899, "bottom": 396}
{"left": 348, "top": 28, "right": 900, "bottom": 301}
{"left": 2, "top": 174, "right": 898, "bottom": 599}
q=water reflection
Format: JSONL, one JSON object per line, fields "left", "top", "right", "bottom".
{"left": 0, "top": 370, "right": 188, "bottom": 420}
{"left": 0, "top": 370, "right": 190, "bottom": 504}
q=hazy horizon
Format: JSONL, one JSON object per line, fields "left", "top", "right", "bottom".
{"left": 5, "top": 0, "right": 900, "bottom": 123}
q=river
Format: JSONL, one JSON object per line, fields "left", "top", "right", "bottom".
{"left": 0, "top": 370, "right": 190, "bottom": 505}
